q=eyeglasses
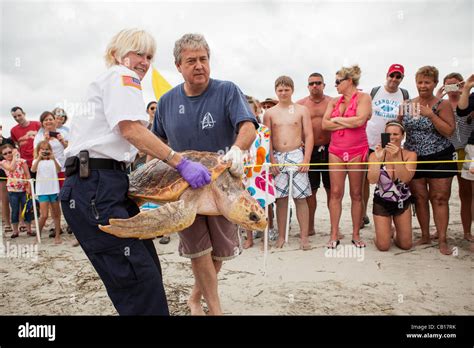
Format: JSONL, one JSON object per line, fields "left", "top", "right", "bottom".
{"left": 2, "top": 151, "right": 12, "bottom": 155}
{"left": 335, "top": 78, "right": 348, "bottom": 86}
{"left": 389, "top": 73, "right": 403, "bottom": 79}
{"left": 308, "top": 81, "right": 323, "bottom": 86}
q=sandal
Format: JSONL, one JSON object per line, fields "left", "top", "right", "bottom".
{"left": 27, "top": 231, "right": 36, "bottom": 237}
{"left": 326, "top": 240, "right": 340, "bottom": 249}
{"left": 352, "top": 239, "right": 366, "bottom": 248}
{"left": 11, "top": 233, "right": 19, "bottom": 239}
{"left": 4, "top": 225, "right": 12, "bottom": 232}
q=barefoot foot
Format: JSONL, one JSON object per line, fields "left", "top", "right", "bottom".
{"left": 274, "top": 238, "right": 285, "bottom": 248}
{"left": 308, "top": 229, "right": 315, "bottom": 236}
{"left": 243, "top": 239, "right": 253, "bottom": 249}
{"left": 187, "top": 300, "right": 205, "bottom": 315}
{"left": 414, "top": 237, "right": 431, "bottom": 246}
{"left": 463, "top": 234, "right": 473, "bottom": 242}
{"left": 439, "top": 241, "right": 453, "bottom": 255}
{"left": 300, "top": 239, "right": 311, "bottom": 251}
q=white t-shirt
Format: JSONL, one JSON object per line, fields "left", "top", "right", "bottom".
{"left": 34, "top": 129, "right": 70, "bottom": 171}
{"left": 33, "top": 159, "right": 60, "bottom": 196}
{"left": 65, "top": 65, "right": 149, "bottom": 164}
{"left": 367, "top": 87, "right": 406, "bottom": 150}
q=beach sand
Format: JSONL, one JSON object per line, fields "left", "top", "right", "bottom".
{"left": 0, "top": 180, "right": 472, "bottom": 315}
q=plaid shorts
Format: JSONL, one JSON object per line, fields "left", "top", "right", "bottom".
{"left": 273, "top": 148, "right": 311, "bottom": 199}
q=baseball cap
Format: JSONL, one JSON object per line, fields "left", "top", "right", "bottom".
{"left": 387, "top": 64, "right": 405, "bottom": 76}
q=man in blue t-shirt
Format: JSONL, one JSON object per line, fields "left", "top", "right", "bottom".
{"left": 152, "top": 33, "right": 258, "bottom": 315}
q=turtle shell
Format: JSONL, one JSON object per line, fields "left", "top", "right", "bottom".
{"left": 128, "top": 151, "right": 230, "bottom": 204}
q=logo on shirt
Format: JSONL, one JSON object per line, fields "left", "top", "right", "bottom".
{"left": 201, "top": 112, "right": 216, "bottom": 130}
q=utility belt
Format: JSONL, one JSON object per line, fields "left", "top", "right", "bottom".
{"left": 65, "top": 150, "right": 126, "bottom": 178}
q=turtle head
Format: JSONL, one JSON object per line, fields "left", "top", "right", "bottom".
{"left": 213, "top": 172, "right": 267, "bottom": 231}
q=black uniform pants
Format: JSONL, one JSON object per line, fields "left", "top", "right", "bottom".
{"left": 60, "top": 169, "right": 169, "bottom": 315}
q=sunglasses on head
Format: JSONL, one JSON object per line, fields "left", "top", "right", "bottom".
{"left": 389, "top": 73, "right": 403, "bottom": 79}
{"left": 308, "top": 81, "right": 323, "bottom": 86}
{"left": 335, "top": 78, "right": 348, "bottom": 86}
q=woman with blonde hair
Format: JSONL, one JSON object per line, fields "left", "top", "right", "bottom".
{"left": 61, "top": 28, "right": 211, "bottom": 315}
{"left": 322, "top": 65, "right": 372, "bottom": 248}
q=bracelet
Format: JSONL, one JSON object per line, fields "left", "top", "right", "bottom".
{"left": 162, "top": 150, "right": 176, "bottom": 163}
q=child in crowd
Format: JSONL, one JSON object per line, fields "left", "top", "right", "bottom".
{"left": 264, "top": 76, "right": 314, "bottom": 250}
{"left": 0, "top": 144, "right": 33, "bottom": 238}
{"left": 31, "top": 140, "right": 62, "bottom": 244}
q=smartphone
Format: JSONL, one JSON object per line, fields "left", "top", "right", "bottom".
{"left": 49, "top": 131, "right": 60, "bottom": 138}
{"left": 444, "top": 84, "right": 459, "bottom": 93}
{"left": 381, "top": 133, "right": 391, "bottom": 148}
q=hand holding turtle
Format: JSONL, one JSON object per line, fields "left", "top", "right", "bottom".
{"left": 176, "top": 158, "right": 211, "bottom": 189}
{"left": 222, "top": 145, "right": 244, "bottom": 177}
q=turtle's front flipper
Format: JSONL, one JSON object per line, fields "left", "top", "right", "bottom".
{"left": 99, "top": 200, "right": 196, "bottom": 239}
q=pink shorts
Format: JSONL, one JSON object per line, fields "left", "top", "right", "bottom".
{"left": 178, "top": 215, "right": 241, "bottom": 261}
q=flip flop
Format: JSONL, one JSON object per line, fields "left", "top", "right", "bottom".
{"left": 352, "top": 239, "right": 366, "bottom": 248}
{"left": 326, "top": 240, "right": 340, "bottom": 249}
{"left": 11, "top": 233, "right": 19, "bottom": 239}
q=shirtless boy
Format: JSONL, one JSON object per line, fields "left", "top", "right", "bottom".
{"left": 264, "top": 76, "right": 314, "bottom": 250}
{"left": 297, "top": 73, "right": 332, "bottom": 236}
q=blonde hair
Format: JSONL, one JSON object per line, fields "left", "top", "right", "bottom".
{"left": 104, "top": 28, "right": 156, "bottom": 67}
{"left": 443, "top": 72, "right": 463, "bottom": 84}
{"left": 336, "top": 64, "right": 362, "bottom": 86}
{"left": 416, "top": 66, "right": 439, "bottom": 83}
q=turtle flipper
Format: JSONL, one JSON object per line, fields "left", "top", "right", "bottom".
{"left": 99, "top": 200, "right": 197, "bottom": 239}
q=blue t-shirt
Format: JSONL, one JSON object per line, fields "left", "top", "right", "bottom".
{"left": 153, "top": 79, "right": 258, "bottom": 154}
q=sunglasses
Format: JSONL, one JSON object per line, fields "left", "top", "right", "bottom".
{"left": 2, "top": 151, "right": 12, "bottom": 155}
{"left": 335, "top": 78, "right": 348, "bottom": 86}
{"left": 389, "top": 73, "right": 403, "bottom": 79}
{"left": 308, "top": 81, "right": 323, "bottom": 86}
{"left": 150, "top": 107, "right": 156, "bottom": 111}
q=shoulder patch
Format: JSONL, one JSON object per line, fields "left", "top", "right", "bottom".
{"left": 122, "top": 76, "right": 142, "bottom": 90}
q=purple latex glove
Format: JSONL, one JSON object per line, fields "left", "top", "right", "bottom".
{"left": 176, "top": 157, "right": 211, "bottom": 189}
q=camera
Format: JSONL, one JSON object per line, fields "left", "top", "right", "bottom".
{"left": 42, "top": 150, "right": 51, "bottom": 157}
{"left": 49, "top": 131, "right": 60, "bottom": 138}
{"left": 444, "top": 84, "right": 459, "bottom": 93}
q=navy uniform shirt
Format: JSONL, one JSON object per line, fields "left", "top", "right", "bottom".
{"left": 153, "top": 79, "right": 258, "bottom": 155}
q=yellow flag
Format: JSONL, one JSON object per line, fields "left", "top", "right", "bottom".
{"left": 151, "top": 67, "right": 172, "bottom": 100}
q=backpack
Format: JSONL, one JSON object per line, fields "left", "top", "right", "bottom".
{"left": 370, "top": 86, "right": 409, "bottom": 101}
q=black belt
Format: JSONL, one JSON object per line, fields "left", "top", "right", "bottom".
{"left": 65, "top": 156, "right": 126, "bottom": 177}
{"left": 88, "top": 158, "right": 126, "bottom": 171}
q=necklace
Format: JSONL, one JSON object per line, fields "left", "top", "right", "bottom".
{"left": 310, "top": 96, "right": 325, "bottom": 104}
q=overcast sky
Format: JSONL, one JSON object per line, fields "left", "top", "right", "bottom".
{"left": 1, "top": 0, "right": 472, "bottom": 136}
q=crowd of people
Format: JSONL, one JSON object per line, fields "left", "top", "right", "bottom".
{"left": 1, "top": 28, "right": 473, "bottom": 316}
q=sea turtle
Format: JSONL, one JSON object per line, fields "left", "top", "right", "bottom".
{"left": 99, "top": 151, "right": 268, "bottom": 239}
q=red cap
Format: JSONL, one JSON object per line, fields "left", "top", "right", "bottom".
{"left": 387, "top": 64, "right": 404, "bottom": 76}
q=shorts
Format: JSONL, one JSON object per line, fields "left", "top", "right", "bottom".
{"left": 38, "top": 194, "right": 59, "bottom": 203}
{"left": 461, "top": 144, "right": 474, "bottom": 181}
{"left": 308, "top": 145, "right": 330, "bottom": 190}
{"left": 372, "top": 194, "right": 414, "bottom": 217}
{"left": 273, "top": 148, "right": 311, "bottom": 199}
{"left": 413, "top": 145, "right": 457, "bottom": 179}
{"left": 178, "top": 215, "right": 241, "bottom": 261}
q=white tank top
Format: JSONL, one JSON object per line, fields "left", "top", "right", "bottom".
{"left": 367, "top": 87, "right": 405, "bottom": 150}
